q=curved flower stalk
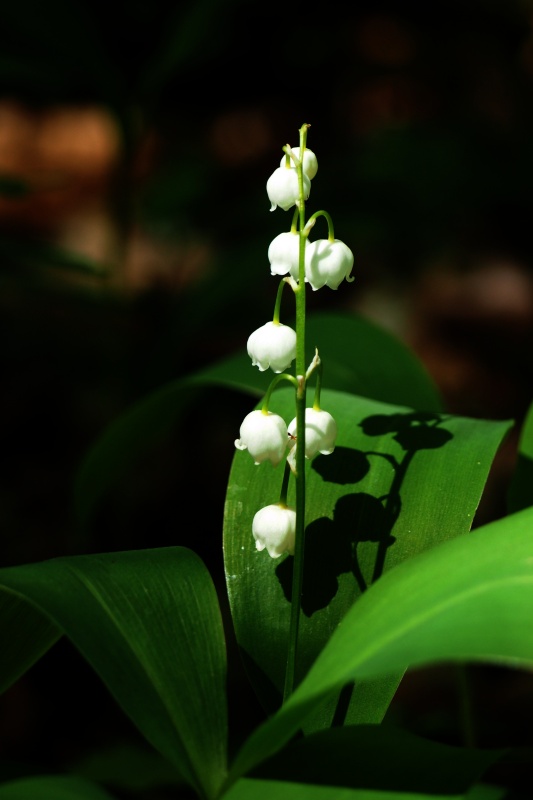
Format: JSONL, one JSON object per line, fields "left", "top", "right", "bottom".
{"left": 280, "top": 146, "right": 318, "bottom": 179}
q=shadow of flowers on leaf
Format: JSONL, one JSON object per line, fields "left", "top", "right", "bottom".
{"left": 276, "top": 492, "right": 398, "bottom": 616}
{"left": 360, "top": 411, "right": 453, "bottom": 451}
{"left": 312, "top": 447, "right": 371, "bottom": 485}
{"left": 276, "top": 409, "right": 454, "bottom": 617}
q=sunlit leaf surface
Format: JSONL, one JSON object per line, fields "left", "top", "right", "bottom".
{"left": 229, "top": 505, "right": 533, "bottom": 779}
{"left": 223, "top": 388, "right": 511, "bottom": 725}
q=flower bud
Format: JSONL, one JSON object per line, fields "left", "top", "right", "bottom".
{"left": 266, "top": 166, "right": 311, "bottom": 212}
{"left": 247, "top": 321, "right": 296, "bottom": 373}
{"left": 235, "top": 409, "right": 288, "bottom": 466}
{"left": 268, "top": 231, "right": 309, "bottom": 277}
{"left": 280, "top": 146, "right": 318, "bottom": 180}
{"left": 288, "top": 408, "right": 337, "bottom": 459}
{"left": 306, "top": 238, "right": 354, "bottom": 291}
{"left": 252, "top": 503, "right": 296, "bottom": 558}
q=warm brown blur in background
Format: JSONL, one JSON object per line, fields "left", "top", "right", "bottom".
{"left": 1, "top": 0, "right": 533, "bottom": 796}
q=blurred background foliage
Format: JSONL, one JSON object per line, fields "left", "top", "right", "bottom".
{"left": 2, "top": 0, "right": 533, "bottom": 794}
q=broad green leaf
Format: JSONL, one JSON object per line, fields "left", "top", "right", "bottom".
{"left": 223, "top": 388, "right": 511, "bottom": 722}
{"left": 465, "top": 788, "right": 509, "bottom": 800}
{"left": 0, "top": 548, "right": 227, "bottom": 800}
{"left": 221, "top": 778, "right": 505, "bottom": 800}
{"left": 247, "top": 724, "right": 504, "bottom": 795}
{"left": 303, "top": 313, "right": 442, "bottom": 411}
{"left": 507, "top": 400, "right": 533, "bottom": 513}
{"left": 0, "top": 590, "right": 61, "bottom": 694}
{"left": 74, "top": 311, "right": 442, "bottom": 527}
{"left": 69, "top": 741, "right": 185, "bottom": 792}
{"left": 0, "top": 774, "right": 117, "bottom": 799}
{"left": 228, "top": 505, "right": 533, "bottom": 780}
{"left": 72, "top": 381, "right": 203, "bottom": 526}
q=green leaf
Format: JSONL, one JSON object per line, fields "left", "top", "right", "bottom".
{"left": 229, "top": 505, "right": 533, "bottom": 780}
{"left": 223, "top": 388, "right": 512, "bottom": 722}
{"left": 69, "top": 741, "right": 185, "bottom": 792}
{"left": 507, "top": 400, "right": 533, "bottom": 513}
{"left": 303, "top": 313, "right": 443, "bottom": 412}
{"left": 73, "top": 311, "right": 442, "bottom": 527}
{"left": 189, "top": 311, "right": 442, "bottom": 411}
{"left": 0, "top": 774, "right": 118, "bottom": 800}
{"left": 0, "top": 548, "right": 227, "bottom": 800}
{"left": 465, "top": 787, "right": 509, "bottom": 800}
{"left": 247, "top": 724, "right": 504, "bottom": 795}
{"left": 0, "top": 590, "right": 61, "bottom": 694}
{"left": 221, "top": 778, "right": 505, "bottom": 800}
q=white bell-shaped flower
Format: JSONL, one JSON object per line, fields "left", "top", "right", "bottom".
{"left": 288, "top": 408, "right": 337, "bottom": 459}
{"left": 252, "top": 503, "right": 296, "bottom": 558}
{"left": 306, "top": 238, "right": 355, "bottom": 290}
{"left": 247, "top": 321, "right": 296, "bottom": 373}
{"left": 280, "top": 146, "right": 318, "bottom": 180}
{"left": 268, "top": 231, "right": 309, "bottom": 278}
{"left": 266, "top": 166, "right": 311, "bottom": 212}
{"left": 235, "top": 409, "right": 288, "bottom": 466}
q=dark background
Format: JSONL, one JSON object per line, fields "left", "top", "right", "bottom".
{"left": 1, "top": 0, "right": 533, "bottom": 796}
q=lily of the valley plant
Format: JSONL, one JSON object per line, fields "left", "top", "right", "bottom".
{"left": 236, "top": 122, "right": 352, "bottom": 699}
{"left": 1, "top": 123, "right": 533, "bottom": 800}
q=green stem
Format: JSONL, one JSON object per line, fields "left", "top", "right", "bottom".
{"left": 290, "top": 206, "right": 299, "bottom": 233}
{"left": 272, "top": 279, "right": 286, "bottom": 324}
{"left": 262, "top": 372, "right": 298, "bottom": 412}
{"left": 283, "top": 123, "right": 310, "bottom": 703}
{"left": 307, "top": 350, "right": 323, "bottom": 408}
{"left": 305, "top": 209, "right": 335, "bottom": 241}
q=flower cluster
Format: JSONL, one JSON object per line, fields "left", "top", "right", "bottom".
{"left": 266, "top": 145, "right": 316, "bottom": 211}
{"left": 235, "top": 406, "right": 337, "bottom": 558}
{"left": 267, "top": 230, "right": 354, "bottom": 290}
{"left": 266, "top": 144, "right": 354, "bottom": 291}
{"left": 234, "top": 128, "right": 350, "bottom": 559}
{"left": 235, "top": 406, "right": 337, "bottom": 467}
